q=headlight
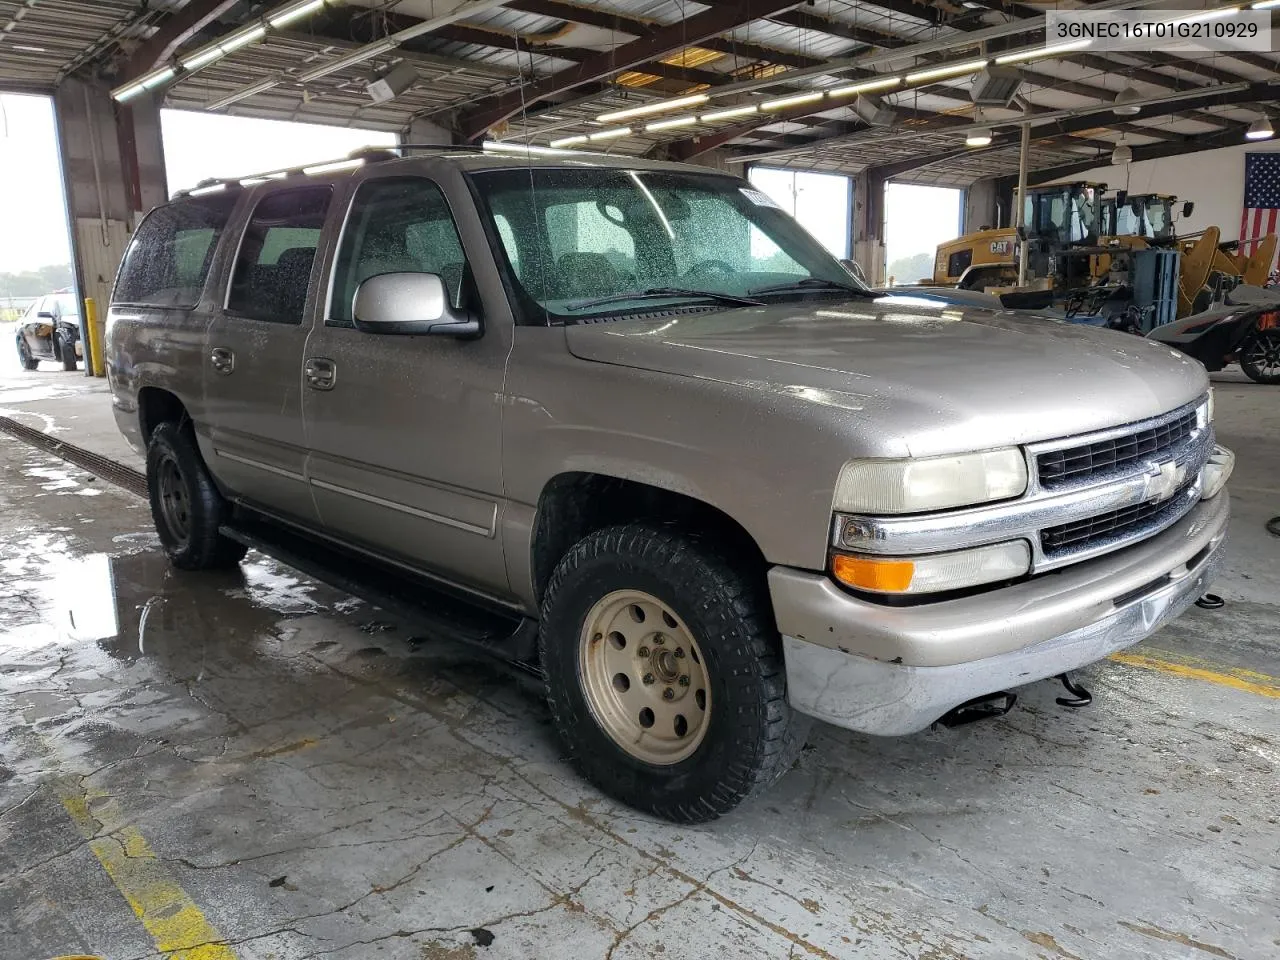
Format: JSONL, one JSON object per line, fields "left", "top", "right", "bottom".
{"left": 831, "top": 541, "right": 1031, "bottom": 595}
{"left": 833, "top": 448, "right": 1027, "bottom": 514}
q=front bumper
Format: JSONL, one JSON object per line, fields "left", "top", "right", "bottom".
{"left": 771, "top": 488, "right": 1229, "bottom": 736}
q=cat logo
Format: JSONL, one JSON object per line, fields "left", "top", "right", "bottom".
{"left": 990, "top": 240, "right": 1012, "bottom": 255}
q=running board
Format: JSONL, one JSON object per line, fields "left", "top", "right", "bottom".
{"left": 221, "top": 515, "right": 541, "bottom": 674}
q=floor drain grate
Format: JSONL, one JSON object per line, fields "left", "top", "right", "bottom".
{"left": 0, "top": 416, "right": 147, "bottom": 499}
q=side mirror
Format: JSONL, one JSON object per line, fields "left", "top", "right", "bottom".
{"left": 352, "top": 272, "right": 479, "bottom": 338}
{"left": 1114, "top": 190, "right": 1128, "bottom": 207}
{"left": 37, "top": 310, "right": 55, "bottom": 320}
{"left": 1183, "top": 201, "right": 1195, "bottom": 218}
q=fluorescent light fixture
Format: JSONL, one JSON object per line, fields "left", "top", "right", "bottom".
{"left": 700, "top": 103, "right": 760, "bottom": 122}
{"left": 588, "top": 126, "right": 633, "bottom": 141}
{"left": 113, "top": 82, "right": 147, "bottom": 103}
{"left": 995, "top": 38, "right": 1092, "bottom": 64}
{"left": 1169, "top": 5, "right": 1240, "bottom": 24}
{"left": 549, "top": 134, "right": 590, "bottom": 148}
{"left": 141, "top": 68, "right": 175, "bottom": 90}
{"left": 760, "top": 91, "right": 825, "bottom": 111}
{"left": 1252, "top": 0, "right": 1280, "bottom": 8}
{"left": 645, "top": 115, "right": 699, "bottom": 132}
{"left": 598, "top": 93, "right": 708, "bottom": 124}
{"left": 828, "top": 76, "right": 902, "bottom": 97}
{"left": 482, "top": 140, "right": 574, "bottom": 156}
{"left": 303, "top": 158, "right": 365, "bottom": 176}
{"left": 12, "top": 44, "right": 46, "bottom": 52}
{"left": 219, "top": 24, "right": 266, "bottom": 54}
{"left": 906, "top": 58, "right": 989, "bottom": 83}
{"left": 207, "top": 78, "right": 278, "bottom": 110}
{"left": 269, "top": 0, "right": 326, "bottom": 28}
{"left": 1246, "top": 115, "right": 1274, "bottom": 140}
{"left": 299, "top": 38, "right": 397, "bottom": 82}
{"left": 181, "top": 46, "right": 224, "bottom": 70}
{"left": 966, "top": 127, "right": 992, "bottom": 147}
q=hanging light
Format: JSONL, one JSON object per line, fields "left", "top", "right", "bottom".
{"left": 966, "top": 127, "right": 993, "bottom": 147}
{"left": 1246, "top": 115, "right": 1275, "bottom": 140}
{"left": 1111, "top": 142, "right": 1133, "bottom": 165}
{"left": 1113, "top": 85, "right": 1143, "bottom": 116}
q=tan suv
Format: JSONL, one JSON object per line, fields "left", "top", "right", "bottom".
{"left": 106, "top": 148, "right": 1232, "bottom": 821}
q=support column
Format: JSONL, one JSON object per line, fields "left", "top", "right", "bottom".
{"left": 852, "top": 169, "right": 886, "bottom": 287}
{"left": 54, "top": 78, "right": 168, "bottom": 339}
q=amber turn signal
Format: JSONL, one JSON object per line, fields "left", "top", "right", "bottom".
{"left": 831, "top": 554, "right": 914, "bottom": 592}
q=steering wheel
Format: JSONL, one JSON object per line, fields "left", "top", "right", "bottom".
{"left": 684, "top": 258, "right": 736, "bottom": 280}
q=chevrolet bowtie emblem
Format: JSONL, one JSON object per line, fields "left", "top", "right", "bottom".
{"left": 1142, "top": 458, "right": 1183, "bottom": 504}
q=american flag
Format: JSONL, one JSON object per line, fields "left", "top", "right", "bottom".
{"left": 1240, "top": 152, "right": 1280, "bottom": 261}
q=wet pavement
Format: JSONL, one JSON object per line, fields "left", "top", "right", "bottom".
{"left": 1, "top": 355, "right": 1278, "bottom": 959}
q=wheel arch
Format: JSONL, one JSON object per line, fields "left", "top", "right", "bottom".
{"left": 529, "top": 471, "right": 768, "bottom": 607}
{"left": 136, "top": 386, "right": 190, "bottom": 443}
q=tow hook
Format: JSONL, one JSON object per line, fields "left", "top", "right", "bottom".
{"left": 1054, "top": 672, "right": 1093, "bottom": 707}
{"left": 934, "top": 691, "right": 1017, "bottom": 728}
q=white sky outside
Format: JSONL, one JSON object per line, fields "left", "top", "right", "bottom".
{"left": 162, "top": 109, "right": 397, "bottom": 192}
{"left": 0, "top": 94, "right": 72, "bottom": 272}
{"left": 748, "top": 166, "right": 851, "bottom": 259}
{"left": 884, "top": 182, "right": 963, "bottom": 271}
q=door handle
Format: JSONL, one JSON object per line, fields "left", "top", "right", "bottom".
{"left": 210, "top": 347, "right": 235, "bottom": 375}
{"left": 304, "top": 357, "right": 337, "bottom": 391}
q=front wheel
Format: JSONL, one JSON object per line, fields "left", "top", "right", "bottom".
{"left": 539, "top": 524, "right": 808, "bottom": 822}
{"left": 1240, "top": 331, "right": 1280, "bottom": 384}
{"left": 16, "top": 339, "right": 38, "bottom": 371}
{"left": 146, "top": 421, "right": 248, "bottom": 570}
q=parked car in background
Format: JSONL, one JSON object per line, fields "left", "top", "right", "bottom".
{"left": 14, "top": 292, "right": 82, "bottom": 371}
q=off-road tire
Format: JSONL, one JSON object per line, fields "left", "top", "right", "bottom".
{"left": 1240, "top": 330, "right": 1280, "bottom": 384}
{"left": 16, "top": 340, "right": 38, "bottom": 371}
{"left": 58, "top": 330, "right": 77, "bottom": 371}
{"left": 539, "top": 524, "right": 809, "bottom": 822}
{"left": 146, "top": 421, "right": 248, "bottom": 570}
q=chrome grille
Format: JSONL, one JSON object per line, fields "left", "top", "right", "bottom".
{"left": 1037, "top": 408, "right": 1198, "bottom": 488}
{"left": 1041, "top": 481, "right": 1197, "bottom": 556}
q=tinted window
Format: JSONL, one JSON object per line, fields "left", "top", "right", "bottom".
{"left": 114, "top": 193, "right": 237, "bottom": 307}
{"left": 329, "top": 178, "right": 467, "bottom": 327}
{"left": 227, "top": 186, "right": 332, "bottom": 324}
{"left": 947, "top": 248, "right": 972, "bottom": 278}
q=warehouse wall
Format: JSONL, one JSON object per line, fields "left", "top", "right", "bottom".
{"left": 1053, "top": 139, "right": 1280, "bottom": 241}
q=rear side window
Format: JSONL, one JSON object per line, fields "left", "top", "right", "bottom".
{"left": 227, "top": 186, "right": 332, "bottom": 324}
{"left": 114, "top": 194, "right": 237, "bottom": 307}
{"left": 328, "top": 177, "right": 467, "bottom": 327}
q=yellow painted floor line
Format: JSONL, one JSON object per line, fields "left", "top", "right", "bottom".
{"left": 1110, "top": 648, "right": 1280, "bottom": 700}
{"left": 59, "top": 783, "right": 238, "bottom": 959}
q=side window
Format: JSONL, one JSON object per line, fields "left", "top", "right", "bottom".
{"left": 113, "top": 194, "right": 237, "bottom": 307}
{"left": 330, "top": 177, "right": 467, "bottom": 328}
{"left": 227, "top": 186, "right": 332, "bottom": 324}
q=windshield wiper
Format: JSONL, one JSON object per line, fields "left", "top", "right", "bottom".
{"left": 749, "top": 277, "right": 872, "bottom": 297}
{"left": 565, "top": 287, "right": 764, "bottom": 311}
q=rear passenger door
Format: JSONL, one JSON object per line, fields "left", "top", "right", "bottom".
{"left": 302, "top": 175, "right": 508, "bottom": 596}
{"left": 202, "top": 185, "right": 332, "bottom": 526}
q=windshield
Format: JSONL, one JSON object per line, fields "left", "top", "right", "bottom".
{"left": 469, "top": 167, "right": 867, "bottom": 324}
{"left": 1026, "top": 187, "right": 1098, "bottom": 244}
{"left": 1146, "top": 200, "right": 1173, "bottom": 240}
{"left": 55, "top": 294, "right": 78, "bottom": 317}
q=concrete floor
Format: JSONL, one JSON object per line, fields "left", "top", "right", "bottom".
{"left": 1, "top": 333, "right": 1278, "bottom": 960}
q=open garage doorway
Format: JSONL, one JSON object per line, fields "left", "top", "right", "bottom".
{"left": 748, "top": 166, "right": 852, "bottom": 259}
{"left": 0, "top": 93, "right": 80, "bottom": 376}
{"left": 161, "top": 110, "right": 399, "bottom": 194}
{"left": 884, "top": 183, "right": 962, "bottom": 286}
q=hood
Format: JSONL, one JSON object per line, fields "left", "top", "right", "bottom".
{"left": 565, "top": 296, "right": 1208, "bottom": 457}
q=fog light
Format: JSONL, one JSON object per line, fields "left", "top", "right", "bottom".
{"left": 832, "top": 541, "right": 1032, "bottom": 595}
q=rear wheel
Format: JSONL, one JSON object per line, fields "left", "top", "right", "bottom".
{"left": 540, "top": 524, "right": 808, "bottom": 822}
{"left": 146, "top": 421, "right": 248, "bottom": 570}
{"left": 1240, "top": 331, "right": 1280, "bottom": 384}
{"left": 16, "top": 339, "right": 38, "bottom": 371}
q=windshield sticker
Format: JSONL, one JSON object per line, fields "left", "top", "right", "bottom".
{"left": 740, "top": 188, "right": 782, "bottom": 209}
